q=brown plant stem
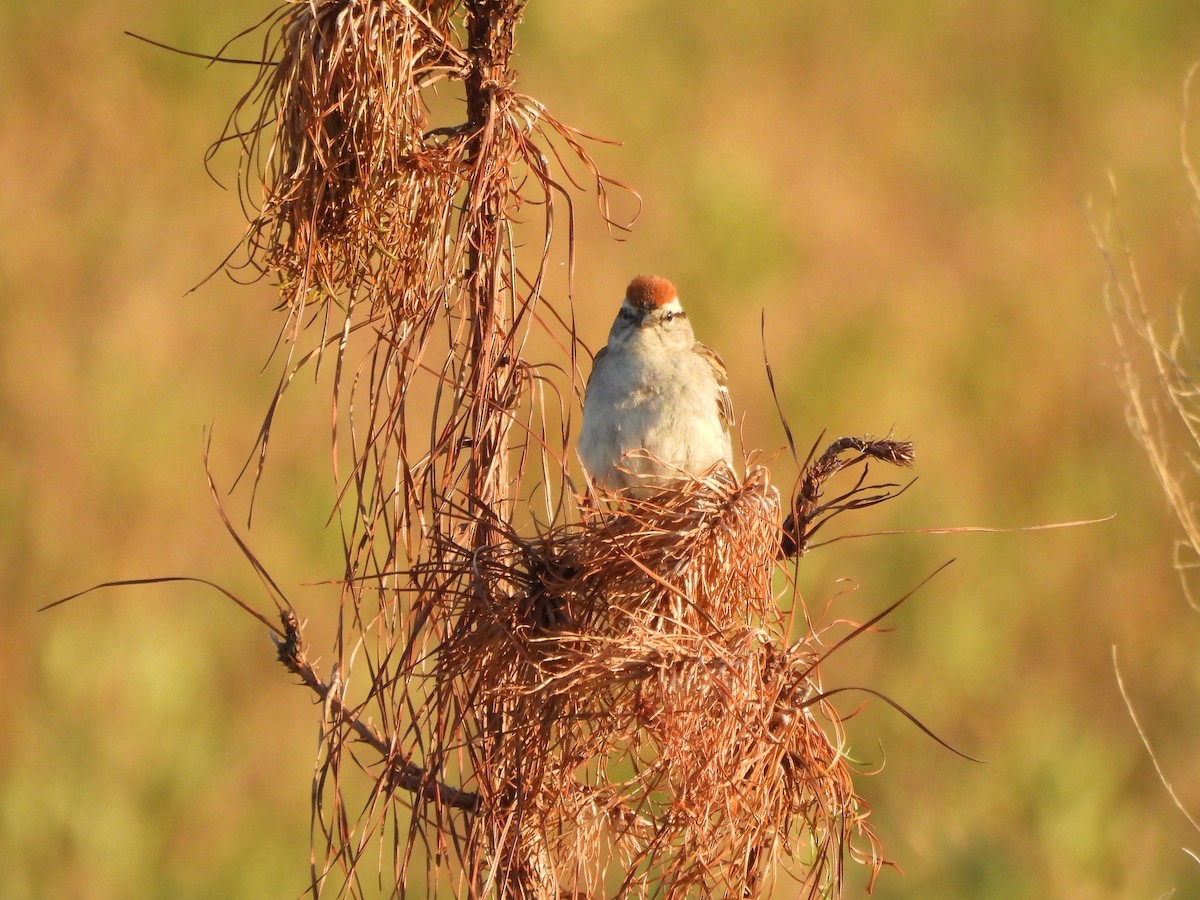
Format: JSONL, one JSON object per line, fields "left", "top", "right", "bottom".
{"left": 274, "top": 610, "right": 481, "bottom": 813}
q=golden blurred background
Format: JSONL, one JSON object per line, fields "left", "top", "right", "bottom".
{"left": 4, "top": 1, "right": 1200, "bottom": 897}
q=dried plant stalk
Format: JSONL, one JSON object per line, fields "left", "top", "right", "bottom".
{"left": 206, "top": 1, "right": 895, "bottom": 896}
{"left": 1099, "top": 84, "right": 1200, "bottom": 610}
{"left": 1098, "top": 66, "right": 1200, "bottom": 870}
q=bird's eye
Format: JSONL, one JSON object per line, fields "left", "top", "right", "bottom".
{"left": 663, "top": 312, "right": 675, "bottom": 322}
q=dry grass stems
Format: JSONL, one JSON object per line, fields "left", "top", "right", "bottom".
{"left": 1102, "top": 240, "right": 1200, "bottom": 609}
{"left": 139, "top": 1, "right": 922, "bottom": 895}
{"left": 1098, "top": 65, "right": 1200, "bottom": 863}
{"left": 1100, "top": 104, "right": 1200, "bottom": 610}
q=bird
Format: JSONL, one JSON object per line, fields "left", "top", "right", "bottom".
{"left": 578, "top": 274, "right": 735, "bottom": 494}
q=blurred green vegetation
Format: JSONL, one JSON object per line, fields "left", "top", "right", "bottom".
{"left": 3, "top": 1, "right": 1200, "bottom": 897}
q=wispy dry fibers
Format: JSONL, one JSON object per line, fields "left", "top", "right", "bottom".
{"left": 1098, "top": 65, "right": 1200, "bottom": 863}
{"left": 200, "top": 1, "right": 898, "bottom": 896}
{"left": 1104, "top": 244, "right": 1200, "bottom": 609}
{"left": 1099, "top": 65, "right": 1200, "bottom": 610}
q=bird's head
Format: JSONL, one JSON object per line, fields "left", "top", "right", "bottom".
{"left": 608, "top": 275, "right": 693, "bottom": 349}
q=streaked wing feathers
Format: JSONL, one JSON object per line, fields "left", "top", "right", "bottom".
{"left": 693, "top": 341, "right": 734, "bottom": 429}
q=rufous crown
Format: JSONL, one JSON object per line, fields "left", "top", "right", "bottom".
{"left": 625, "top": 275, "right": 678, "bottom": 310}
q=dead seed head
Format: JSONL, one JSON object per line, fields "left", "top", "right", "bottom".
{"left": 780, "top": 435, "right": 917, "bottom": 558}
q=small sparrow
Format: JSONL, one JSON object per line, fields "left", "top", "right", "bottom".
{"left": 579, "top": 275, "right": 735, "bottom": 494}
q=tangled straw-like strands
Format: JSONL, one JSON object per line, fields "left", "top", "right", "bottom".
{"left": 433, "top": 468, "right": 887, "bottom": 897}
{"left": 200, "top": 1, "right": 902, "bottom": 895}
{"left": 218, "top": 0, "right": 467, "bottom": 309}
{"left": 217, "top": 0, "right": 629, "bottom": 318}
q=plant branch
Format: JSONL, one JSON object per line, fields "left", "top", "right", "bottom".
{"left": 273, "top": 609, "right": 480, "bottom": 813}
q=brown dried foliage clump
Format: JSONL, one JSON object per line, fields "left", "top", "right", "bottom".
{"left": 218, "top": 0, "right": 623, "bottom": 319}
{"left": 234, "top": 0, "right": 469, "bottom": 300}
{"left": 432, "top": 466, "right": 888, "bottom": 897}
{"left": 199, "top": 1, "right": 908, "bottom": 897}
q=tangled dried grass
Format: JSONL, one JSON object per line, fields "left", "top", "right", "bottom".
{"left": 264, "top": 451, "right": 911, "bottom": 896}
{"left": 429, "top": 466, "right": 888, "bottom": 897}
{"left": 215, "top": 0, "right": 625, "bottom": 317}
{"left": 187, "top": 1, "right": 916, "bottom": 896}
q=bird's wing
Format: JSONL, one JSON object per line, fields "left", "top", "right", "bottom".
{"left": 694, "top": 341, "right": 734, "bottom": 429}
{"left": 584, "top": 345, "right": 608, "bottom": 394}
